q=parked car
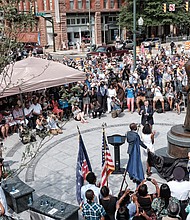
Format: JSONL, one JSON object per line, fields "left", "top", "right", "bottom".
{"left": 141, "top": 38, "right": 153, "bottom": 47}
{"left": 86, "top": 45, "right": 128, "bottom": 59}
{"left": 24, "top": 42, "right": 43, "bottom": 54}
{"left": 123, "top": 39, "right": 134, "bottom": 50}
{"left": 141, "top": 37, "right": 161, "bottom": 48}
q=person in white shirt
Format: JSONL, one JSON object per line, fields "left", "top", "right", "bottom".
{"left": 151, "top": 85, "right": 165, "bottom": 112}
{"left": 81, "top": 172, "right": 100, "bottom": 205}
{"left": 167, "top": 166, "right": 190, "bottom": 219}
{"left": 24, "top": 102, "right": 33, "bottom": 129}
{"left": 30, "top": 99, "right": 42, "bottom": 128}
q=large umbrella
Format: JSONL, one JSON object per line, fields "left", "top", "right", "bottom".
{"left": 0, "top": 57, "right": 85, "bottom": 97}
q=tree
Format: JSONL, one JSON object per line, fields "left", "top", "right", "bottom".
{"left": 0, "top": 0, "right": 36, "bottom": 73}
{"left": 119, "top": 0, "right": 190, "bottom": 36}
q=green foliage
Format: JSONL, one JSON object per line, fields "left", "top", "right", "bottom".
{"left": 119, "top": 0, "right": 190, "bottom": 31}
{"left": 0, "top": 0, "right": 36, "bottom": 72}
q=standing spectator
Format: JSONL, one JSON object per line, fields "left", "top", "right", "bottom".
{"left": 100, "top": 186, "right": 117, "bottom": 220}
{"left": 125, "top": 84, "right": 135, "bottom": 113}
{"left": 51, "top": 96, "right": 64, "bottom": 120}
{"left": 165, "top": 83, "right": 174, "bottom": 110}
{"left": 81, "top": 172, "right": 100, "bottom": 204}
{"left": 170, "top": 41, "right": 176, "bottom": 55}
{"left": 139, "top": 100, "right": 154, "bottom": 126}
{"left": 115, "top": 83, "right": 125, "bottom": 112}
{"left": 30, "top": 99, "right": 42, "bottom": 128}
{"left": 107, "top": 84, "right": 117, "bottom": 113}
{"left": 174, "top": 91, "right": 183, "bottom": 115}
{"left": 167, "top": 167, "right": 190, "bottom": 219}
{"left": 82, "top": 85, "right": 91, "bottom": 116}
{"left": 151, "top": 184, "right": 180, "bottom": 219}
{"left": 24, "top": 102, "right": 34, "bottom": 129}
{"left": 82, "top": 189, "right": 106, "bottom": 220}
{"left": 97, "top": 81, "right": 108, "bottom": 113}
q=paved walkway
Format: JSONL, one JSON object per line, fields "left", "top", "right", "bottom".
{"left": 2, "top": 110, "right": 186, "bottom": 219}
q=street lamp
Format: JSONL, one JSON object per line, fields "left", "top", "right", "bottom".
{"left": 133, "top": 4, "right": 144, "bottom": 71}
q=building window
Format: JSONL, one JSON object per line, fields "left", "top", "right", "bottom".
{"left": 49, "top": 0, "right": 53, "bottom": 10}
{"left": 103, "top": 0, "right": 107, "bottom": 8}
{"left": 43, "top": 0, "right": 47, "bottom": 11}
{"left": 117, "top": 0, "right": 121, "bottom": 8}
{"left": 81, "top": 18, "right": 85, "bottom": 24}
{"left": 70, "top": 0, "right": 74, "bottom": 9}
{"left": 77, "top": 18, "right": 80, "bottom": 24}
{"left": 110, "top": 0, "right": 114, "bottom": 8}
{"left": 67, "top": 19, "right": 71, "bottom": 25}
{"left": 78, "top": 0, "right": 82, "bottom": 9}
{"left": 86, "top": 0, "right": 90, "bottom": 9}
{"left": 71, "top": 18, "right": 75, "bottom": 24}
{"left": 35, "top": 1, "right": 38, "bottom": 13}
{"left": 74, "top": 32, "right": 79, "bottom": 38}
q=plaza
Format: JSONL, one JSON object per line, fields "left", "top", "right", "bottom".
{"left": 2, "top": 109, "right": 186, "bottom": 219}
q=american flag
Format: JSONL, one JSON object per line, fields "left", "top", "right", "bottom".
{"left": 101, "top": 128, "right": 115, "bottom": 187}
{"left": 76, "top": 129, "right": 92, "bottom": 204}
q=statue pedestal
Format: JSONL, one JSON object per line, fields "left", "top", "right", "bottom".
{"left": 167, "top": 124, "right": 190, "bottom": 158}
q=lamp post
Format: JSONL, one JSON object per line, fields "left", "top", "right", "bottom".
{"left": 133, "top": 1, "right": 143, "bottom": 71}
{"left": 88, "top": 0, "right": 92, "bottom": 51}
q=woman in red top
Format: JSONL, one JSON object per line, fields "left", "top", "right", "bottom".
{"left": 51, "top": 97, "right": 63, "bottom": 120}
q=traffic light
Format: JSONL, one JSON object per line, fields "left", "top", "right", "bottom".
{"left": 163, "top": 3, "right": 167, "bottom": 13}
{"left": 185, "top": 1, "right": 189, "bottom": 11}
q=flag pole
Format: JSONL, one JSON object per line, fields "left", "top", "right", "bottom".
{"left": 102, "top": 123, "right": 108, "bottom": 186}
{"left": 119, "top": 164, "right": 128, "bottom": 192}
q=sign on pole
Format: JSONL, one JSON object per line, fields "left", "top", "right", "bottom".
{"left": 169, "top": 4, "right": 175, "bottom": 11}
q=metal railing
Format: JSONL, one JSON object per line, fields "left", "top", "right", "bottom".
{"left": 166, "top": 36, "right": 190, "bottom": 43}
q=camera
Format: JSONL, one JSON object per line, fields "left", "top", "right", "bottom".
{"left": 146, "top": 177, "right": 152, "bottom": 181}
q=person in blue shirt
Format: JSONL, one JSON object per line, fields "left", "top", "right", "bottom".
{"left": 125, "top": 84, "right": 135, "bottom": 113}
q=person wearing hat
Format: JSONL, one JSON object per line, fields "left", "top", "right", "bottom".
{"left": 162, "top": 202, "right": 181, "bottom": 220}
{"left": 167, "top": 167, "right": 190, "bottom": 219}
{"left": 81, "top": 172, "right": 100, "bottom": 204}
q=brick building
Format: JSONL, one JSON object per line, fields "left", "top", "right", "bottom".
{"left": 18, "top": 0, "right": 124, "bottom": 49}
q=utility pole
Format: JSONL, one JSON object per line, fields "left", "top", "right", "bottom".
{"left": 133, "top": 0, "right": 136, "bottom": 71}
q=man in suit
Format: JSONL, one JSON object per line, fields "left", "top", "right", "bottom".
{"left": 139, "top": 100, "right": 154, "bottom": 126}
{"left": 126, "top": 123, "right": 148, "bottom": 182}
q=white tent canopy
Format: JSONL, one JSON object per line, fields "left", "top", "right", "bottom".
{"left": 0, "top": 57, "right": 85, "bottom": 98}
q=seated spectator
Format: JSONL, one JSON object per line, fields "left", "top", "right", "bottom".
{"left": 110, "top": 96, "right": 121, "bottom": 118}
{"left": 4, "top": 111, "right": 17, "bottom": 134}
{"left": 47, "top": 113, "right": 62, "bottom": 135}
{"left": 152, "top": 85, "right": 165, "bottom": 113}
{"left": 100, "top": 186, "right": 117, "bottom": 220}
{"left": 35, "top": 114, "right": 48, "bottom": 136}
{"left": 91, "top": 99, "right": 103, "bottom": 119}
{"left": 151, "top": 184, "right": 180, "bottom": 218}
{"left": 72, "top": 105, "right": 88, "bottom": 123}
{"left": 174, "top": 91, "right": 183, "bottom": 115}
{"left": 82, "top": 189, "right": 106, "bottom": 220}
{"left": 50, "top": 96, "right": 63, "bottom": 120}
{"left": 12, "top": 104, "right": 28, "bottom": 127}
{"left": 0, "top": 113, "right": 9, "bottom": 139}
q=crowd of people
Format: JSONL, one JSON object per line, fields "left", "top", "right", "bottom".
{"left": 81, "top": 167, "right": 190, "bottom": 220}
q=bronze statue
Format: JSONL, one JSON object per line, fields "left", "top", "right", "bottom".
{"left": 184, "top": 59, "right": 190, "bottom": 130}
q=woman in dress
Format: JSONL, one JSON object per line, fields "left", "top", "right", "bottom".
{"left": 107, "top": 84, "right": 117, "bottom": 113}
{"left": 165, "top": 82, "right": 174, "bottom": 110}
{"left": 141, "top": 123, "right": 155, "bottom": 176}
{"left": 82, "top": 85, "right": 90, "bottom": 116}
{"left": 51, "top": 96, "right": 63, "bottom": 120}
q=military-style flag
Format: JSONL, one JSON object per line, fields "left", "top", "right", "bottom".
{"left": 76, "top": 127, "right": 92, "bottom": 204}
{"left": 101, "top": 127, "right": 115, "bottom": 187}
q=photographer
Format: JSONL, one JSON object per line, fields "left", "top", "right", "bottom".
{"left": 110, "top": 96, "right": 121, "bottom": 118}
{"left": 36, "top": 114, "right": 47, "bottom": 135}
